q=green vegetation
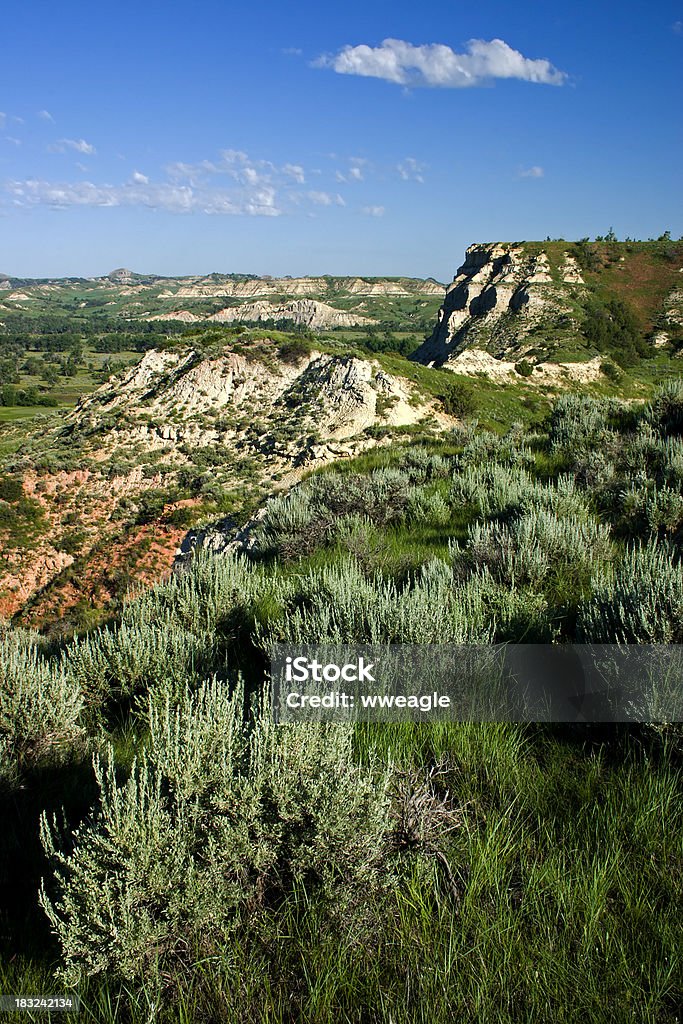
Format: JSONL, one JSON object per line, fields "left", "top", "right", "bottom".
{"left": 1, "top": 385, "right": 683, "bottom": 1021}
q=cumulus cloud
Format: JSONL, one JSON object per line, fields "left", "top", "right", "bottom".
{"left": 167, "top": 149, "right": 276, "bottom": 189}
{"left": 397, "top": 157, "right": 426, "bottom": 182}
{"left": 49, "top": 137, "right": 96, "bottom": 155}
{"left": 131, "top": 171, "right": 149, "bottom": 184}
{"left": 518, "top": 165, "right": 544, "bottom": 178}
{"left": 362, "top": 205, "right": 385, "bottom": 217}
{"left": 348, "top": 166, "right": 364, "bottom": 181}
{"left": 314, "top": 37, "right": 567, "bottom": 88}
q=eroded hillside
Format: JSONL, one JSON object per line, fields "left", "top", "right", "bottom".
{"left": 0, "top": 337, "right": 452, "bottom": 627}
{"left": 414, "top": 240, "right": 683, "bottom": 381}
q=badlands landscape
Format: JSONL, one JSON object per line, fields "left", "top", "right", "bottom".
{"left": 2, "top": 236, "right": 683, "bottom": 1023}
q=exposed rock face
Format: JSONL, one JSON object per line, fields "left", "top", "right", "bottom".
{"left": 73, "top": 345, "right": 440, "bottom": 450}
{"left": 444, "top": 348, "right": 605, "bottom": 384}
{"left": 148, "top": 309, "right": 202, "bottom": 323}
{"left": 157, "top": 276, "right": 444, "bottom": 300}
{"left": 162, "top": 277, "right": 322, "bottom": 299}
{"left": 344, "top": 278, "right": 444, "bottom": 296}
{"left": 4, "top": 344, "right": 452, "bottom": 622}
{"left": 660, "top": 287, "right": 683, "bottom": 348}
{"left": 207, "top": 299, "right": 376, "bottom": 329}
{"left": 413, "top": 244, "right": 586, "bottom": 367}
{"left": 107, "top": 268, "right": 136, "bottom": 284}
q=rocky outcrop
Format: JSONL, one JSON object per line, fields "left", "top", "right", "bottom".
{"left": 343, "top": 278, "right": 444, "bottom": 297}
{"left": 207, "top": 298, "right": 376, "bottom": 329}
{"left": 73, "top": 344, "right": 442, "bottom": 449}
{"left": 443, "top": 348, "right": 605, "bottom": 385}
{"left": 413, "top": 244, "right": 586, "bottom": 367}
{"left": 107, "top": 268, "right": 137, "bottom": 284}
{"left": 148, "top": 309, "right": 202, "bottom": 323}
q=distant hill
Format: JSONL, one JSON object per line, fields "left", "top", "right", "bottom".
{"left": 413, "top": 240, "right": 683, "bottom": 379}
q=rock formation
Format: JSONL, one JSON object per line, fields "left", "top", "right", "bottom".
{"left": 413, "top": 243, "right": 586, "bottom": 368}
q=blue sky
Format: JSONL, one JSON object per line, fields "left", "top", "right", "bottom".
{"left": 1, "top": 0, "right": 681, "bottom": 280}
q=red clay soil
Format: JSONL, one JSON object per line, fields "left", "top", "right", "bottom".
{"left": 0, "top": 468, "right": 201, "bottom": 629}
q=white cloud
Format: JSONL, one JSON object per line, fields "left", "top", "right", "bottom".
{"left": 348, "top": 166, "right": 364, "bottom": 181}
{"left": 307, "top": 190, "right": 345, "bottom": 206}
{"left": 362, "top": 205, "right": 385, "bottom": 217}
{"left": 5, "top": 136, "right": 22, "bottom": 146}
{"left": 5, "top": 178, "right": 282, "bottom": 217}
{"left": 282, "top": 47, "right": 303, "bottom": 56}
{"left": 519, "top": 165, "right": 544, "bottom": 178}
{"left": 49, "top": 138, "right": 96, "bottom": 155}
{"left": 167, "top": 150, "right": 275, "bottom": 188}
{"left": 38, "top": 109, "right": 55, "bottom": 122}
{"left": 335, "top": 170, "right": 347, "bottom": 183}
{"left": 0, "top": 113, "right": 5, "bottom": 129}
{"left": 5, "top": 148, "right": 358, "bottom": 220}
{"left": 673, "top": 20, "right": 683, "bottom": 33}
{"left": 314, "top": 37, "right": 567, "bottom": 88}
{"left": 283, "top": 163, "right": 305, "bottom": 183}
{"left": 397, "top": 157, "right": 426, "bottom": 182}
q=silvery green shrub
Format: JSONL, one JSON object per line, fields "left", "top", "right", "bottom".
{"left": 126, "top": 549, "right": 269, "bottom": 635}
{"left": 395, "top": 446, "right": 451, "bottom": 479}
{"left": 64, "top": 617, "right": 214, "bottom": 711}
{"left": 659, "top": 436, "right": 683, "bottom": 490}
{"left": 618, "top": 482, "right": 683, "bottom": 537}
{"left": 456, "top": 430, "right": 534, "bottom": 470}
{"left": 451, "top": 462, "right": 589, "bottom": 522}
{"left": 577, "top": 543, "right": 683, "bottom": 642}
{"left": 452, "top": 508, "right": 613, "bottom": 593}
{"left": 0, "top": 626, "right": 84, "bottom": 783}
{"left": 40, "top": 678, "right": 391, "bottom": 984}
{"left": 645, "top": 378, "right": 683, "bottom": 437}
{"left": 254, "top": 468, "right": 420, "bottom": 559}
{"left": 406, "top": 487, "right": 452, "bottom": 526}
{"left": 550, "top": 394, "right": 616, "bottom": 456}
{"left": 259, "top": 557, "right": 490, "bottom": 645}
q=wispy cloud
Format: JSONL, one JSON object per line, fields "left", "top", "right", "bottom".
{"left": 6, "top": 178, "right": 281, "bottom": 216}
{"left": 307, "top": 190, "right": 345, "bottom": 206}
{"left": 0, "top": 113, "right": 5, "bottom": 130}
{"left": 362, "top": 205, "right": 385, "bottom": 217}
{"left": 518, "top": 165, "right": 544, "bottom": 178}
{"left": 314, "top": 37, "right": 567, "bottom": 88}
{"left": 397, "top": 157, "right": 426, "bottom": 182}
{"left": 167, "top": 149, "right": 277, "bottom": 188}
{"left": 48, "top": 137, "right": 96, "bottom": 155}
{"left": 673, "top": 20, "right": 683, "bottom": 33}
{"left": 282, "top": 47, "right": 303, "bottom": 56}
{"left": 4, "top": 148, "right": 371, "bottom": 219}
{"left": 38, "top": 109, "right": 55, "bottom": 122}
{"left": 283, "top": 163, "right": 305, "bottom": 183}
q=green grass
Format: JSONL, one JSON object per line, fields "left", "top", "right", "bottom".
{"left": 0, "top": 406, "right": 66, "bottom": 422}
{"left": 1, "top": 724, "right": 680, "bottom": 1023}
